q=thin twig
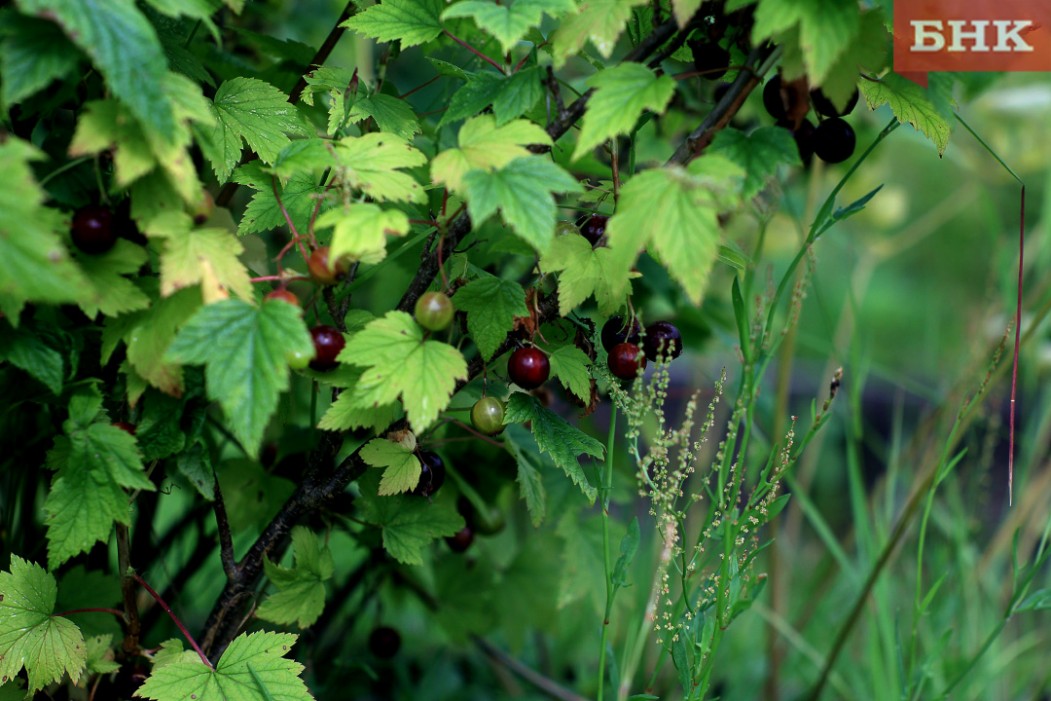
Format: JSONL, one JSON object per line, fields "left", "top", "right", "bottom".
{"left": 134, "top": 573, "right": 214, "bottom": 669}
{"left": 444, "top": 30, "right": 506, "bottom": 73}
{"left": 213, "top": 476, "right": 239, "bottom": 582}
{"left": 473, "top": 636, "right": 592, "bottom": 701}
{"left": 115, "top": 524, "right": 141, "bottom": 655}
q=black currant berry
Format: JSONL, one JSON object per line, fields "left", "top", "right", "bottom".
{"left": 778, "top": 117, "right": 815, "bottom": 167}
{"left": 580, "top": 214, "right": 608, "bottom": 246}
{"left": 309, "top": 325, "right": 344, "bottom": 372}
{"left": 113, "top": 421, "right": 137, "bottom": 435}
{"left": 446, "top": 526, "right": 474, "bottom": 553}
{"left": 507, "top": 347, "right": 550, "bottom": 390}
{"left": 810, "top": 87, "right": 859, "bottom": 118}
{"left": 813, "top": 117, "right": 856, "bottom": 164}
{"left": 608, "top": 342, "right": 646, "bottom": 380}
{"left": 763, "top": 75, "right": 787, "bottom": 120}
{"left": 690, "top": 41, "right": 730, "bottom": 80}
{"left": 600, "top": 316, "right": 641, "bottom": 352}
{"left": 414, "top": 451, "right": 446, "bottom": 498}
{"left": 71, "top": 205, "right": 117, "bottom": 254}
{"left": 643, "top": 321, "right": 683, "bottom": 361}
{"left": 369, "top": 626, "right": 401, "bottom": 659}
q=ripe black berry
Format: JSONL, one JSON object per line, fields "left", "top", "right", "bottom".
{"left": 446, "top": 526, "right": 474, "bottom": 553}
{"left": 414, "top": 451, "right": 446, "bottom": 498}
{"left": 608, "top": 342, "right": 646, "bottom": 380}
{"left": 763, "top": 75, "right": 787, "bottom": 120}
{"left": 309, "top": 325, "right": 344, "bottom": 371}
{"left": 71, "top": 205, "right": 117, "bottom": 254}
{"left": 369, "top": 626, "right": 401, "bottom": 659}
{"left": 643, "top": 321, "right": 683, "bottom": 361}
{"left": 113, "top": 421, "right": 136, "bottom": 435}
{"left": 778, "top": 117, "right": 815, "bottom": 167}
{"left": 507, "top": 347, "right": 550, "bottom": 390}
{"left": 813, "top": 117, "right": 856, "bottom": 164}
{"left": 601, "top": 316, "right": 641, "bottom": 352}
{"left": 810, "top": 87, "right": 859, "bottom": 118}
{"left": 580, "top": 214, "right": 608, "bottom": 246}
{"left": 690, "top": 41, "right": 730, "bottom": 80}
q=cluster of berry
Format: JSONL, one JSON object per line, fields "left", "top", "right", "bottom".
{"left": 764, "top": 75, "right": 860, "bottom": 165}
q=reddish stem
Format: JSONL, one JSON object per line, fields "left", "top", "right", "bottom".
{"left": 400, "top": 74, "right": 441, "bottom": 100}
{"left": 444, "top": 30, "right": 505, "bottom": 73}
{"left": 272, "top": 176, "right": 310, "bottom": 262}
{"left": 133, "top": 573, "right": 214, "bottom": 669}
{"left": 56, "top": 607, "right": 126, "bottom": 619}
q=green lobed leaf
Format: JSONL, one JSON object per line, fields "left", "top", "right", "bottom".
{"left": 73, "top": 241, "right": 151, "bottom": 319}
{"left": 348, "top": 92, "right": 421, "bottom": 140}
{"left": 0, "top": 138, "right": 88, "bottom": 319}
{"left": 84, "top": 634, "right": 120, "bottom": 674}
{"left": 709, "top": 126, "right": 800, "bottom": 199}
{"left": 812, "top": 9, "right": 887, "bottom": 110}
{"left": 605, "top": 156, "right": 744, "bottom": 305}
{"left": 442, "top": 0, "right": 576, "bottom": 54}
{"left": 0, "top": 12, "right": 82, "bottom": 108}
{"left": 548, "top": 344, "right": 592, "bottom": 404}
{"left": 342, "top": 0, "right": 444, "bottom": 49}
{"left": 339, "top": 311, "right": 468, "bottom": 432}
{"left": 452, "top": 275, "right": 529, "bottom": 360}
{"left": 18, "top": 0, "right": 177, "bottom": 140}
{"left": 157, "top": 224, "right": 254, "bottom": 303}
{"left": 432, "top": 115, "right": 552, "bottom": 193}
{"left": 356, "top": 471, "right": 465, "bottom": 565}
{"left": 234, "top": 166, "right": 323, "bottom": 237}
{"left": 360, "top": 436, "right": 423, "bottom": 496}
{"left": 318, "top": 203, "right": 410, "bottom": 266}
{"left": 573, "top": 63, "right": 676, "bottom": 161}
{"left": 504, "top": 424, "right": 548, "bottom": 526}
{"left": 44, "top": 406, "right": 155, "bottom": 568}
{"left": 317, "top": 391, "right": 401, "bottom": 434}
{"left": 556, "top": 509, "right": 605, "bottom": 612}
{"left": 0, "top": 322, "right": 63, "bottom": 394}
{"left": 504, "top": 393, "right": 601, "bottom": 502}
{"left": 165, "top": 299, "right": 314, "bottom": 457}
{"left": 0, "top": 557, "right": 86, "bottom": 692}
{"left": 197, "top": 77, "right": 308, "bottom": 181}
{"left": 463, "top": 156, "right": 582, "bottom": 254}
{"left": 751, "top": 0, "right": 860, "bottom": 85}
{"left": 136, "top": 631, "right": 314, "bottom": 701}
{"left": 860, "top": 72, "right": 952, "bottom": 154}
{"left": 540, "top": 232, "right": 631, "bottom": 316}
{"left": 550, "top": 0, "right": 648, "bottom": 67}
{"left": 257, "top": 527, "right": 334, "bottom": 629}
{"left": 334, "top": 133, "right": 427, "bottom": 203}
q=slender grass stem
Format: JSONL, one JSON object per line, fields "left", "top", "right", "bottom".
{"left": 597, "top": 403, "right": 619, "bottom": 701}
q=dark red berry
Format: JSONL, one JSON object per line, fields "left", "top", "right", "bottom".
{"left": 309, "top": 325, "right": 344, "bottom": 371}
{"left": 113, "top": 421, "right": 136, "bottom": 435}
{"left": 643, "top": 321, "right": 683, "bottom": 361}
{"left": 813, "top": 117, "right": 856, "bottom": 164}
{"left": 265, "top": 289, "right": 300, "bottom": 307}
{"left": 690, "top": 41, "right": 730, "bottom": 80}
{"left": 763, "top": 75, "right": 787, "bottom": 120}
{"left": 580, "top": 214, "right": 608, "bottom": 246}
{"left": 608, "top": 342, "right": 646, "bottom": 380}
{"left": 507, "top": 347, "right": 550, "bottom": 390}
{"left": 307, "top": 247, "right": 347, "bottom": 286}
{"left": 369, "top": 626, "right": 401, "bottom": 659}
{"left": 810, "top": 87, "right": 859, "bottom": 118}
{"left": 446, "top": 526, "right": 474, "bottom": 553}
{"left": 413, "top": 451, "right": 446, "bottom": 498}
{"left": 71, "top": 205, "right": 117, "bottom": 254}
{"left": 601, "top": 316, "right": 641, "bottom": 352}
